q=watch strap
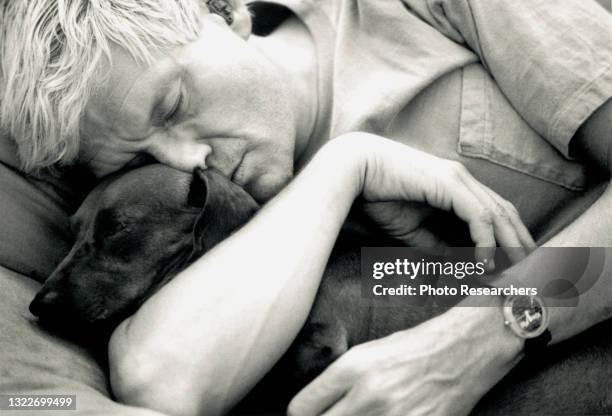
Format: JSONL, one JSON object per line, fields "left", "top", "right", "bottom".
{"left": 523, "top": 328, "right": 552, "bottom": 356}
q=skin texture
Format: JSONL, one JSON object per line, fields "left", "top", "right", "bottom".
{"left": 79, "top": 10, "right": 311, "bottom": 202}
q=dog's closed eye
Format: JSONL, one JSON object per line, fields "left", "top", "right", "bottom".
{"left": 95, "top": 209, "right": 130, "bottom": 240}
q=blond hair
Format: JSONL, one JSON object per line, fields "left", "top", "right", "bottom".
{"left": 0, "top": 0, "right": 206, "bottom": 173}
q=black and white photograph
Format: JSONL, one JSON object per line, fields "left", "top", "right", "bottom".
{"left": 1, "top": 0, "right": 612, "bottom": 415}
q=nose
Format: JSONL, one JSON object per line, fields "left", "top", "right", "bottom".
{"left": 148, "top": 136, "right": 213, "bottom": 173}
{"left": 29, "top": 288, "right": 62, "bottom": 318}
{"left": 29, "top": 287, "right": 109, "bottom": 342}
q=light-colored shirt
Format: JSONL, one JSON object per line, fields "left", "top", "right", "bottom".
{"left": 262, "top": 0, "right": 612, "bottom": 241}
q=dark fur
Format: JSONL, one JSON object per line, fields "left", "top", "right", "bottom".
{"left": 30, "top": 165, "right": 612, "bottom": 415}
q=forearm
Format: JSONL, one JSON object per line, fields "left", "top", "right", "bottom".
{"left": 438, "top": 180, "right": 612, "bottom": 387}
{"left": 499, "top": 184, "right": 612, "bottom": 344}
{"left": 109, "top": 140, "right": 362, "bottom": 416}
{"left": 409, "top": 185, "right": 612, "bottom": 414}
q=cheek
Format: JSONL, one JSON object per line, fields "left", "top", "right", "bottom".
{"left": 185, "top": 45, "right": 294, "bottom": 135}
{"left": 80, "top": 127, "right": 146, "bottom": 177}
{"left": 81, "top": 148, "right": 141, "bottom": 178}
{"left": 240, "top": 150, "right": 294, "bottom": 202}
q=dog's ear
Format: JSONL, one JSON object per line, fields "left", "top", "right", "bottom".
{"left": 187, "top": 167, "right": 210, "bottom": 209}
{"left": 190, "top": 168, "right": 258, "bottom": 255}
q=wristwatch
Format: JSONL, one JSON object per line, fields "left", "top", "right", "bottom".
{"left": 502, "top": 294, "right": 552, "bottom": 355}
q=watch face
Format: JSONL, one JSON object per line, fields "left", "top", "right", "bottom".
{"left": 503, "top": 295, "right": 549, "bottom": 338}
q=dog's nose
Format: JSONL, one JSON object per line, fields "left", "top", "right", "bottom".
{"left": 29, "top": 289, "right": 61, "bottom": 317}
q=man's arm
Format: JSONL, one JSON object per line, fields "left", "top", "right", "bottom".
{"left": 108, "top": 135, "right": 531, "bottom": 416}
{"left": 288, "top": 101, "right": 612, "bottom": 416}
{"left": 109, "top": 141, "right": 360, "bottom": 416}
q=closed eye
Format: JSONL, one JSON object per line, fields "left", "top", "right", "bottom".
{"left": 165, "top": 87, "right": 184, "bottom": 125}
{"left": 95, "top": 210, "right": 129, "bottom": 240}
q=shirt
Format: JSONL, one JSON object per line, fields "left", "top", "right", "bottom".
{"left": 259, "top": 0, "right": 612, "bottom": 241}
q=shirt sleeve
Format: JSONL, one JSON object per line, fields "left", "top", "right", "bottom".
{"left": 401, "top": 0, "right": 612, "bottom": 157}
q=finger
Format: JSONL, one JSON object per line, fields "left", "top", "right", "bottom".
{"left": 321, "top": 396, "right": 355, "bottom": 416}
{"left": 472, "top": 231, "right": 496, "bottom": 271}
{"left": 288, "top": 363, "right": 352, "bottom": 416}
{"left": 482, "top": 188, "right": 536, "bottom": 260}
{"left": 495, "top": 196, "right": 537, "bottom": 250}
{"left": 468, "top": 193, "right": 531, "bottom": 266}
{"left": 460, "top": 178, "right": 523, "bottom": 247}
{"left": 399, "top": 226, "right": 448, "bottom": 254}
{"left": 455, "top": 169, "right": 534, "bottom": 252}
{"left": 478, "top": 187, "right": 535, "bottom": 258}
{"left": 446, "top": 182, "right": 497, "bottom": 267}
{"left": 362, "top": 200, "right": 432, "bottom": 237}
{"left": 322, "top": 388, "right": 389, "bottom": 416}
{"left": 452, "top": 170, "right": 530, "bottom": 266}
{"left": 484, "top": 193, "right": 526, "bottom": 262}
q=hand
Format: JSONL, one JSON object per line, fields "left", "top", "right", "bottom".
{"left": 288, "top": 304, "right": 523, "bottom": 416}
{"left": 361, "top": 201, "right": 441, "bottom": 247}
{"left": 328, "top": 133, "right": 536, "bottom": 264}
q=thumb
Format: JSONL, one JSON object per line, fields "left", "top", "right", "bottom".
{"left": 288, "top": 362, "right": 352, "bottom": 416}
{"left": 398, "top": 226, "right": 448, "bottom": 253}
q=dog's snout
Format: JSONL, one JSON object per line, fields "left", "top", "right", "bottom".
{"left": 29, "top": 289, "right": 61, "bottom": 317}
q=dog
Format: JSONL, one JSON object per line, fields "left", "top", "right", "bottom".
{"left": 30, "top": 164, "right": 612, "bottom": 415}
{"left": 29, "top": 165, "right": 258, "bottom": 335}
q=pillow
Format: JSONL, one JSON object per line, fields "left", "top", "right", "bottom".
{"left": 0, "top": 265, "right": 167, "bottom": 416}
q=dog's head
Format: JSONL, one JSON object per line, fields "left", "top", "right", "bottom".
{"left": 29, "top": 164, "right": 258, "bottom": 334}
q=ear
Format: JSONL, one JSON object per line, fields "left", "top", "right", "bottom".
{"left": 187, "top": 167, "right": 209, "bottom": 209}
{"left": 230, "top": 0, "right": 253, "bottom": 40}
{"left": 190, "top": 168, "right": 259, "bottom": 254}
{"left": 205, "top": 0, "right": 252, "bottom": 40}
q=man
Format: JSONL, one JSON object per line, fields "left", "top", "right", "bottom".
{"left": 0, "top": 0, "right": 611, "bottom": 415}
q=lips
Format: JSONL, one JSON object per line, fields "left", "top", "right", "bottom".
{"left": 202, "top": 150, "right": 243, "bottom": 185}
{"left": 230, "top": 151, "right": 248, "bottom": 186}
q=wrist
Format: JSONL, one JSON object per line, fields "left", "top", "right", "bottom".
{"left": 397, "top": 299, "right": 524, "bottom": 400}
{"left": 312, "top": 134, "right": 369, "bottom": 200}
{"left": 493, "top": 269, "right": 578, "bottom": 345}
{"left": 446, "top": 297, "right": 525, "bottom": 370}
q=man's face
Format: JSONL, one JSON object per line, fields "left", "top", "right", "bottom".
{"left": 80, "top": 13, "right": 295, "bottom": 202}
